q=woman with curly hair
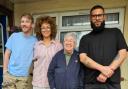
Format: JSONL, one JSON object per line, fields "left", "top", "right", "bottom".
{"left": 32, "top": 16, "right": 63, "bottom": 89}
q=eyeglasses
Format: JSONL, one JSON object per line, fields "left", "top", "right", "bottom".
{"left": 91, "top": 14, "right": 104, "bottom": 19}
{"left": 41, "top": 27, "right": 51, "bottom": 32}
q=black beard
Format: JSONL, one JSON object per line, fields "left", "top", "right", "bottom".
{"left": 91, "top": 21, "right": 105, "bottom": 33}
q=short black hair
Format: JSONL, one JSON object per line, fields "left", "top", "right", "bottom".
{"left": 90, "top": 5, "right": 105, "bottom": 14}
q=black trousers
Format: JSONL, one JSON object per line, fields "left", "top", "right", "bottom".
{"left": 84, "top": 83, "right": 121, "bottom": 89}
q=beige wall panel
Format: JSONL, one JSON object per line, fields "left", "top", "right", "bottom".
{"left": 121, "top": 1, "right": 128, "bottom": 89}
{"left": 124, "top": 0, "right": 128, "bottom": 43}
{"left": 14, "top": 0, "right": 126, "bottom": 25}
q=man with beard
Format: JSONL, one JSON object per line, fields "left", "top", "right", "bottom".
{"left": 79, "top": 5, "right": 127, "bottom": 89}
{"left": 2, "top": 13, "right": 37, "bottom": 89}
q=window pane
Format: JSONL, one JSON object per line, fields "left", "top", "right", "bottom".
{"left": 62, "top": 13, "right": 119, "bottom": 27}
{"left": 62, "top": 15, "right": 90, "bottom": 27}
{"left": 106, "top": 13, "right": 119, "bottom": 24}
{"left": 52, "top": 17, "right": 56, "bottom": 23}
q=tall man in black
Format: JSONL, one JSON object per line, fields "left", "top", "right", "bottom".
{"left": 79, "top": 5, "right": 128, "bottom": 89}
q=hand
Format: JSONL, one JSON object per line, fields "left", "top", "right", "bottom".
{"left": 97, "top": 73, "right": 107, "bottom": 83}
{"left": 2, "top": 71, "right": 13, "bottom": 87}
{"left": 100, "top": 66, "right": 114, "bottom": 78}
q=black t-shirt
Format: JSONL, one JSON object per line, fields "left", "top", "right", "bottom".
{"left": 79, "top": 28, "right": 128, "bottom": 84}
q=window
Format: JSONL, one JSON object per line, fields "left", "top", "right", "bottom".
{"left": 106, "top": 13, "right": 119, "bottom": 24}
{"left": 62, "top": 15, "right": 90, "bottom": 27}
{"left": 33, "top": 8, "right": 124, "bottom": 48}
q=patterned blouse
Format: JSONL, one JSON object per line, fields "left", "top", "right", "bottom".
{"left": 32, "top": 40, "right": 63, "bottom": 87}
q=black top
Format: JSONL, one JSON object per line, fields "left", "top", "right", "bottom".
{"left": 79, "top": 28, "right": 128, "bottom": 84}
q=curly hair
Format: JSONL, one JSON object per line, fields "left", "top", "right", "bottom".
{"left": 34, "top": 16, "right": 57, "bottom": 41}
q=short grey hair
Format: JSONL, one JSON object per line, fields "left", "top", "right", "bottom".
{"left": 64, "top": 32, "right": 77, "bottom": 44}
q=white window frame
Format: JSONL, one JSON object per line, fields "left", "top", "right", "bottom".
{"left": 33, "top": 13, "right": 59, "bottom": 25}
{"left": 105, "top": 8, "right": 124, "bottom": 32}
{"left": 58, "top": 10, "right": 90, "bottom": 30}
{"left": 32, "top": 8, "right": 125, "bottom": 41}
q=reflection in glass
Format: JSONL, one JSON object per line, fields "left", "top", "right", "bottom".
{"left": 62, "top": 15, "right": 90, "bottom": 27}
{"left": 106, "top": 13, "right": 119, "bottom": 24}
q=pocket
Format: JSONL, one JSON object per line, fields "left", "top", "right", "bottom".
{"left": 2, "top": 72, "right": 15, "bottom": 87}
{"left": 3, "top": 71, "right": 11, "bottom": 81}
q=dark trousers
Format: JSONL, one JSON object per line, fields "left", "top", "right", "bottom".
{"left": 84, "top": 83, "right": 121, "bottom": 89}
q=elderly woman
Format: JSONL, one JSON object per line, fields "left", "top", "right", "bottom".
{"left": 48, "top": 32, "right": 84, "bottom": 89}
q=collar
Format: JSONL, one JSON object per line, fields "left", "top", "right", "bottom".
{"left": 38, "top": 40, "right": 56, "bottom": 45}
{"left": 64, "top": 50, "right": 73, "bottom": 56}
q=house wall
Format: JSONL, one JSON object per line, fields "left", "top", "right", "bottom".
{"left": 14, "top": 0, "right": 128, "bottom": 89}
